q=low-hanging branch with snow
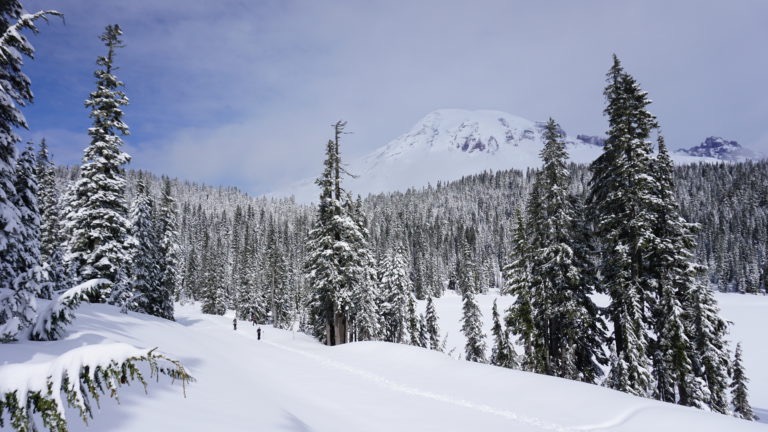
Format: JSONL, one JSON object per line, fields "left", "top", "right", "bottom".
{"left": 30, "top": 279, "right": 111, "bottom": 342}
{"left": 0, "top": 343, "right": 194, "bottom": 432}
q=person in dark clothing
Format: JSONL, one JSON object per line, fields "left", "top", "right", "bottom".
{"left": 257, "top": 327, "right": 261, "bottom": 340}
{"left": 233, "top": 318, "right": 237, "bottom": 331}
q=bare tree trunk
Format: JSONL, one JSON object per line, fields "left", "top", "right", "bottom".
{"left": 334, "top": 312, "right": 347, "bottom": 345}
{"left": 326, "top": 322, "right": 333, "bottom": 346}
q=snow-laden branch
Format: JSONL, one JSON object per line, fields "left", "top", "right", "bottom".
{"left": 0, "top": 10, "right": 63, "bottom": 53}
{"left": 30, "top": 279, "right": 111, "bottom": 342}
{"left": 0, "top": 343, "right": 194, "bottom": 431}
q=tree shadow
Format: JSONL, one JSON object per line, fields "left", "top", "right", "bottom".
{"left": 280, "top": 410, "right": 316, "bottom": 432}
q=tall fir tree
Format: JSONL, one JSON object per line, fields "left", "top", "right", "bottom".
{"left": 35, "top": 139, "right": 65, "bottom": 298}
{"left": 688, "top": 278, "right": 732, "bottom": 414}
{"left": 653, "top": 279, "right": 705, "bottom": 407}
{"left": 34, "top": 139, "right": 56, "bottom": 261}
{"left": 0, "top": 8, "right": 60, "bottom": 341}
{"left": 461, "top": 284, "right": 486, "bottom": 363}
{"left": 306, "top": 121, "right": 374, "bottom": 345}
{"left": 0, "top": 3, "right": 30, "bottom": 291}
{"left": 1, "top": 143, "right": 43, "bottom": 340}
{"left": 306, "top": 122, "right": 349, "bottom": 344}
{"left": 648, "top": 136, "right": 712, "bottom": 408}
{"left": 524, "top": 118, "right": 605, "bottom": 381}
{"left": 12, "top": 144, "right": 41, "bottom": 282}
{"left": 155, "top": 176, "right": 178, "bottom": 319}
{"left": 587, "top": 55, "right": 658, "bottom": 396}
{"left": 407, "top": 294, "right": 421, "bottom": 347}
{"left": 424, "top": 295, "right": 442, "bottom": 351}
{"left": 265, "top": 223, "right": 291, "bottom": 328}
{"left": 503, "top": 209, "right": 535, "bottom": 370}
{"left": 347, "top": 196, "right": 379, "bottom": 342}
{"left": 200, "top": 233, "right": 227, "bottom": 315}
{"left": 127, "top": 179, "right": 165, "bottom": 317}
{"left": 730, "top": 342, "right": 756, "bottom": 421}
{"left": 65, "top": 24, "right": 131, "bottom": 303}
{"left": 378, "top": 249, "right": 414, "bottom": 344}
{"left": 490, "top": 299, "right": 517, "bottom": 369}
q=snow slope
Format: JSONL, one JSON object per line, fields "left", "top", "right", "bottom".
{"left": 279, "top": 109, "right": 720, "bottom": 203}
{"left": 2, "top": 293, "right": 766, "bottom": 431}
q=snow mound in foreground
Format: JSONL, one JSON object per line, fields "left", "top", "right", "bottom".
{"left": 1, "top": 298, "right": 764, "bottom": 431}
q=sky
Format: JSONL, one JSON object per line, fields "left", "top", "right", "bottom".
{"left": 17, "top": 0, "right": 768, "bottom": 196}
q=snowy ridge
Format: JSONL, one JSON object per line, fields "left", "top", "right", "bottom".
{"left": 676, "top": 136, "right": 760, "bottom": 161}
{"left": 278, "top": 109, "right": 723, "bottom": 203}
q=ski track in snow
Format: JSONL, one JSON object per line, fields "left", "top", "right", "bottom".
{"left": 570, "top": 405, "right": 656, "bottom": 431}
{"left": 236, "top": 330, "right": 578, "bottom": 432}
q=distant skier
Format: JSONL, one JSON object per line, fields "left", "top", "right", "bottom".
{"left": 257, "top": 327, "right": 261, "bottom": 340}
{"left": 251, "top": 313, "right": 256, "bottom": 326}
{"left": 233, "top": 318, "right": 237, "bottom": 331}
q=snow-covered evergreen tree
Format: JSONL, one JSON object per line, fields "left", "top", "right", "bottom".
{"left": 306, "top": 121, "right": 374, "bottom": 345}
{"left": 490, "top": 299, "right": 517, "bottom": 369}
{"left": 730, "top": 342, "right": 756, "bottom": 421}
{"left": 0, "top": 6, "right": 60, "bottom": 341}
{"left": 587, "top": 55, "right": 657, "bottom": 396}
{"left": 155, "top": 176, "right": 179, "bottom": 319}
{"left": 525, "top": 118, "right": 605, "bottom": 381}
{"left": 2, "top": 143, "right": 52, "bottom": 340}
{"left": 35, "top": 140, "right": 55, "bottom": 257}
{"left": 65, "top": 24, "right": 131, "bottom": 303}
{"left": 1, "top": 16, "right": 60, "bottom": 340}
{"left": 350, "top": 263, "right": 379, "bottom": 341}
{"left": 346, "top": 195, "right": 379, "bottom": 341}
{"left": 200, "top": 234, "right": 227, "bottom": 315}
{"left": 425, "top": 295, "right": 442, "bottom": 351}
{"left": 647, "top": 136, "right": 711, "bottom": 408}
{"left": 407, "top": 294, "right": 421, "bottom": 347}
{"left": 417, "top": 313, "right": 429, "bottom": 348}
{"left": 461, "top": 283, "right": 486, "bottom": 363}
{"left": 305, "top": 128, "right": 344, "bottom": 343}
{"left": 503, "top": 209, "right": 534, "bottom": 370}
{"left": 11, "top": 144, "right": 41, "bottom": 281}
{"left": 378, "top": 249, "right": 414, "bottom": 344}
{"left": 0, "top": 4, "right": 30, "bottom": 291}
{"left": 688, "top": 278, "right": 732, "bottom": 414}
{"left": 456, "top": 237, "right": 479, "bottom": 295}
{"left": 128, "top": 179, "right": 165, "bottom": 317}
{"left": 654, "top": 279, "right": 705, "bottom": 407}
{"left": 34, "top": 139, "right": 64, "bottom": 298}
{"left": 265, "top": 223, "right": 291, "bottom": 328}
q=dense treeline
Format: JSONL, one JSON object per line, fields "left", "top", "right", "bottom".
{"left": 48, "top": 154, "right": 768, "bottom": 320}
{"left": 363, "top": 160, "right": 768, "bottom": 297}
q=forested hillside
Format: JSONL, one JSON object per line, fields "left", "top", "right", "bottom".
{"left": 52, "top": 159, "right": 767, "bottom": 322}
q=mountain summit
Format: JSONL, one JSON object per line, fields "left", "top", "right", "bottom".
{"left": 281, "top": 109, "right": 724, "bottom": 202}
{"left": 349, "top": 109, "right": 605, "bottom": 196}
{"left": 676, "top": 136, "right": 756, "bottom": 161}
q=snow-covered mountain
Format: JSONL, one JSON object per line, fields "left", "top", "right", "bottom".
{"left": 280, "top": 109, "right": 721, "bottom": 202}
{"left": 347, "top": 109, "right": 608, "bottom": 198}
{"left": 676, "top": 136, "right": 758, "bottom": 161}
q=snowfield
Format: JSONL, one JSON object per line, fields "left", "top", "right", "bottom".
{"left": 1, "top": 292, "right": 766, "bottom": 431}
